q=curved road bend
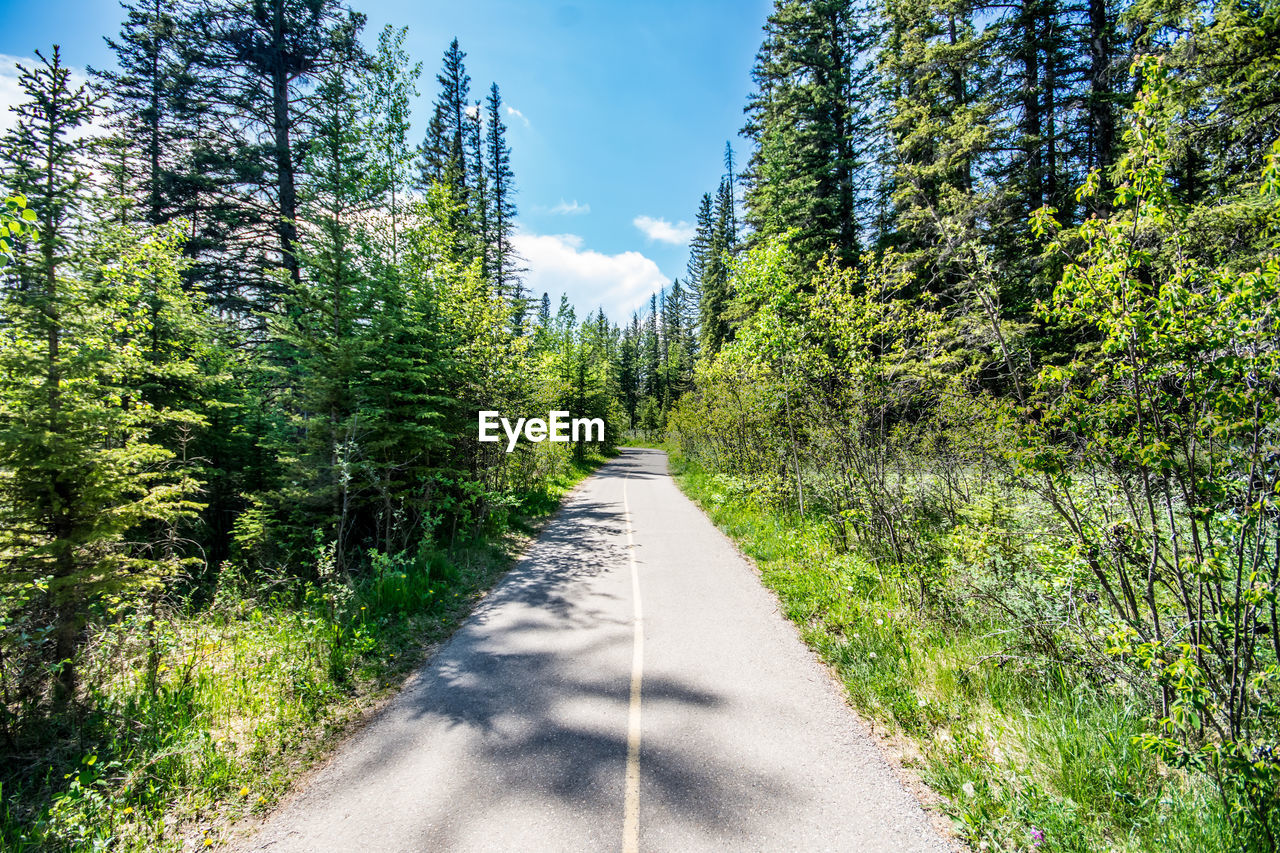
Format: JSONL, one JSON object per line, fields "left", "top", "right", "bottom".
{"left": 240, "top": 449, "right": 953, "bottom": 853}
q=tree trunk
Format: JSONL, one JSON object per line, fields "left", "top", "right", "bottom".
{"left": 271, "top": 0, "right": 300, "bottom": 287}
{"left": 1022, "top": 0, "right": 1043, "bottom": 213}
{"left": 1088, "top": 0, "right": 1115, "bottom": 186}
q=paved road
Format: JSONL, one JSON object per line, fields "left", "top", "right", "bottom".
{"left": 240, "top": 449, "right": 952, "bottom": 852}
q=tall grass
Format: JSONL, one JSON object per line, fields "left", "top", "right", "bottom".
{"left": 671, "top": 452, "right": 1235, "bottom": 853}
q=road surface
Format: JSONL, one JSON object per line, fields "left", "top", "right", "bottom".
{"left": 239, "top": 449, "right": 952, "bottom": 852}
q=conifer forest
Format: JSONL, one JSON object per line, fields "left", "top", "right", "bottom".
{"left": 1, "top": 0, "right": 1279, "bottom": 850}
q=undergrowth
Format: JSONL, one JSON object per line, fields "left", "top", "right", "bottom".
{"left": 0, "top": 452, "right": 608, "bottom": 852}
{"left": 671, "top": 452, "right": 1236, "bottom": 853}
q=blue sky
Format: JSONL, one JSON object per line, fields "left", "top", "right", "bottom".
{"left": 0, "top": 0, "right": 770, "bottom": 320}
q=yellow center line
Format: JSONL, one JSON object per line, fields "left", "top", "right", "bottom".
{"left": 622, "top": 475, "right": 644, "bottom": 853}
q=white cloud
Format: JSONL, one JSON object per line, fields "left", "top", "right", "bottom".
{"left": 633, "top": 215, "right": 695, "bottom": 245}
{"left": 513, "top": 230, "right": 668, "bottom": 320}
{"left": 537, "top": 199, "right": 590, "bottom": 216}
{"left": 505, "top": 105, "right": 530, "bottom": 127}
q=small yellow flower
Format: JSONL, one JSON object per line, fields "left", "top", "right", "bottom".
{"left": 123, "top": 806, "right": 133, "bottom": 815}
{"left": 239, "top": 786, "right": 250, "bottom": 797}
{"left": 204, "top": 840, "right": 214, "bottom": 848}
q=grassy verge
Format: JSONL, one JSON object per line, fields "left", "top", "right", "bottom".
{"left": 0, "top": 452, "right": 610, "bottom": 852}
{"left": 669, "top": 452, "right": 1234, "bottom": 853}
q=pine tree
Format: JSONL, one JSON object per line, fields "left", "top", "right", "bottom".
{"left": 189, "top": 0, "right": 366, "bottom": 293}
{"left": 699, "top": 178, "right": 737, "bottom": 354}
{"left": 661, "top": 278, "right": 693, "bottom": 405}
{"left": 617, "top": 313, "right": 642, "bottom": 428}
{"left": 93, "top": 0, "right": 201, "bottom": 228}
{"left": 683, "top": 191, "right": 714, "bottom": 351}
{"left": 1135, "top": 0, "right": 1280, "bottom": 266}
{"left": 277, "top": 63, "right": 381, "bottom": 572}
{"left": 0, "top": 50, "right": 203, "bottom": 703}
{"left": 538, "top": 292, "right": 552, "bottom": 328}
{"left": 879, "top": 0, "right": 994, "bottom": 292}
{"left": 418, "top": 39, "right": 471, "bottom": 199}
{"left": 486, "top": 83, "right": 522, "bottom": 319}
{"left": 642, "top": 294, "right": 662, "bottom": 403}
{"left": 364, "top": 24, "right": 421, "bottom": 266}
{"left": 743, "top": 0, "right": 878, "bottom": 269}
{"left": 466, "top": 102, "right": 489, "bottom": 273}
{"left": 1, "top": 49, "right": 94, "bottom": 294}
{"left": 722, "top": 141, "right": 739, "bottom": 247}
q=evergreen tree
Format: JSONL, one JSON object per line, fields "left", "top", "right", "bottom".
{"left": 879, "top": 0, "right": 996, "bottom": 293}
{"left": 699, "top": 178, "right": 737, "bottom": 354}
{"left": 466, "top": 101, "right": 489, "bottom": 272}
{"left": 276, "top": 64, "right": 380, "bottom": 572}
{"left": 683, "top": 191, "right": 714, "bottom": 350}
{"left": 189, "top": 0, "right": 366, "bottom": 293}
{"left": 364, "top": 24, "right": 421, "bottom": 266}
{"left": 538, "top": 291, "right": 552, "bottom": 328}
{"left": 0, "top": 51, "right": 204, "bottom": 703}
{"left": 418, "top": 39, "right": 471, "bottom": 200}
{"left": 93, "top": 0, "right": 202, "bottom": 229}
{"left": 486, "top": 83, "right": 522, "bottom": 320}
{"left": 743, "top": 0, "right": 878, "bottom": 269}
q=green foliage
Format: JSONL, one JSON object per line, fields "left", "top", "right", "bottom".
{"left": 0, "top": 193, "right": 37, "bottom": 261}
{"left": 0, "top": 224, "right": 210, "bottom": 701}
{"left": 673, "top": 26, "right": 1280, "bottom": 850}
{"left": 674, "top": 452, "right": 1239, "bottom": 853}
{"left": 743, "top": 0, "right": 875, "bottom": 270}
{"left": 1020, "top": 57, "right": 1280, "bottom": 845}
{"left": 0, "top": 15, "right": 606, "bottom": 848}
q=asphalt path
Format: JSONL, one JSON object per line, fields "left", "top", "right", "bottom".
{"left": 240, "top": 449, "right": 953, "bottom": 852}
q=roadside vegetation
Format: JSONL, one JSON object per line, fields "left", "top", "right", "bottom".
{"left": 0, "top": 4, "right": 618, "bottom": 849}
{"left": 664, "top": 63, "right": 1280, "bottom": 853}
{"left": 0, "top": 449, "right": 605, "bottom": 852}
{"left": 674, "top": 453, "right": 1237, "bottom": 852}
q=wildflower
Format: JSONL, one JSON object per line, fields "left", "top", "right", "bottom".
{"left": 918, "top": 698, "right": 927, "bottom": 707}
{"left": 123, "top": 807, "right": 134, "bottom": 815}
{"left": 1030, "top": 826, "right": 1045, "bottom": 849}
{"left": 239, "top": 786, "right": 250, "bottom": 797}
{"left": 876, "top": 618, "right": 884, "bottom": 625}
{"left": 961, "top": 781, "right": 976, "bottom": 798}
{"left": 204, "top": 839, "right": 214, "bottom": 848}
{"left": 868, "top": 652, "right": 877, "bottom": 659}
